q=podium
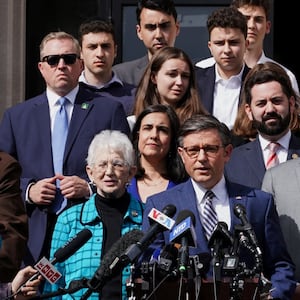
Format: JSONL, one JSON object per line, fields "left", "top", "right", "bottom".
{"left": 131, "top": 277, "right": 260, "bottom": 300}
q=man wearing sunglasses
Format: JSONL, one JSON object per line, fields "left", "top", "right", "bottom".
{"left": 0, "top": 31, "right": 130, "bottom": 270}
{"left": 142, "top": 114, "right": 296, "bottom": 300}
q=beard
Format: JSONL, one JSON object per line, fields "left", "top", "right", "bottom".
{"left": 252, "top": 111, "right": 291, "bottom": 136}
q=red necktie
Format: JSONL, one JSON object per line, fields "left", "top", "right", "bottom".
{"left": 266, "top": 142, "right": 280, "bottom": 169}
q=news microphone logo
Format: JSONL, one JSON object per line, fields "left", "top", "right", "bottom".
{"left": 169, "top": 216, "right": 197, "bottom": 247}
{"left": 35, "top": 257, "right": 62, "bottom": 284}
{"left": 148, "top": 207, "right": 175, "bottom": 230}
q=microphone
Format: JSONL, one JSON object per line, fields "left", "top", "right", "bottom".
{"left": 157, "top": 243, "right": 179, "bottom": 277}
{"left": 190, "top": 252, "right": 211, "bottom": 277}
{"left": 233, "top": 204, "right": 262, "bottom": 256}
{"left": 51, "top": 228, "right": 93, "bottom": 264}
{"left": 81, "top": 229, "right": 144, "bottom": 300}
{"left": 117, "top": 204, "right": 177, "bottom": 265}
{"left": 208, "top": 221, "right": 233, "bottom": 249}
{"left": 16, "top": 228, "right": 92, "bottom": 293}
{"left": 169, "top": 210, "right": 196, "bottom": 274}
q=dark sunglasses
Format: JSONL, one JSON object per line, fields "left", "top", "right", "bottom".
{"left": 41, "top": 53, "right": 79, "bottom": 66}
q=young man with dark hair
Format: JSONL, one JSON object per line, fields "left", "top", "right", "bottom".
{"left": 78, "top": 18, "right": 135, "bottom": 115}
{"left": 112, "top": 0, "right": 180, "bottom": 86}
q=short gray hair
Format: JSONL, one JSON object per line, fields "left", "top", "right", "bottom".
{"left": 86, "top": 130, "right": 135, "bottom": 167}
{"left": 39, "top": 31, "right": 81, "bottom": 60}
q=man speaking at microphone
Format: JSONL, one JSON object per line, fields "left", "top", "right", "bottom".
{"left": 142, "top": 114, "right": 296, "bottom": 300}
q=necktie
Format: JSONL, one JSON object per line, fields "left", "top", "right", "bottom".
{"left": 51, "top": 97, "right": 69, "bottom": 213}
{"left": 202, "top": 190, "right": 218, "bottom": 241}
{"left": 266, "top": 142, "right": 280, "bottom": 169}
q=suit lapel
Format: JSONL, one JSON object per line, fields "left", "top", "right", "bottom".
{"left": 64, "top": 88, "right": 94, "bottom": 159}
{"left": 226, "top": 181, "right": 256, "bottom": 232}
{"left": 287, "top": 134, "right": 300, "bottom": 159}
{"left": 202, "top": 67, "right": 216, "bottom": 114}
{"left": 239, "top": 66, "right": 251, "bottom": 106}
{"left": 34, "top": 94, "right": 53, "bottom": 168}
{"left": 181, "top": 180, "right": 211, "bottom": 251}
{"left": 244, "top": 139, "right": 266, "bottom": 181}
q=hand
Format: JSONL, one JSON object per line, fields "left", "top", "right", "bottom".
{"left": 11, "top": 266, "right": 42, "bottom": 299}
{"left": 28, "top": 177, "right": 57, "bottom": 205}
{"left": 59, "top": 175, "right": 90, "bottom": 199}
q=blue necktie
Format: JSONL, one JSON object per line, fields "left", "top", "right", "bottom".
{"left": 202, "top": 190, "right": 218, "bottom": 240}
{"left": 51, "top": 97, "right": 69, "bottom": 213}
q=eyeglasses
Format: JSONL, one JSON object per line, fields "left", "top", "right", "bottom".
{"left": 41, "top": 53, "right": 79, "bottom": 66}
{"left": 96, "top": 159, "right": 128, "bottom": 172}
{"left": 182, "top": 145, "right": 224, "bottom": 158}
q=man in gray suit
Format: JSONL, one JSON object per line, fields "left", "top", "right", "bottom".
{"left": 112, "top": 0, "right": 180, "bottom": 86}
{"left": 262, "top": 158, "right": 300, "bottom": 282}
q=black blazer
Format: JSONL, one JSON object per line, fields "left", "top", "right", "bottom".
{"left": 195, "top": 64, "right": 251, "bottom": 113}
{"left": 225, "top": 134, "right": 300, "bottom": 189}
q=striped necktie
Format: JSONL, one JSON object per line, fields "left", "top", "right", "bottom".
{"left": 202, "top": 190, "right": 218, "bottom": 240}
{"left": 266, "top": 142, "right": 280, "bottom": 169}
{"left": 51, "top": 97, "right": 69, "bottom": 213}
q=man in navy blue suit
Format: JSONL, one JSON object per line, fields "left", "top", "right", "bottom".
{"left": 0, "top": 31, "right": 130, "bottom": 267}
{"left": 225, "top": 61, "right": 300, "bottom": 189}
{"left": 142, "top": 114, "right": 296, "bottom": 300}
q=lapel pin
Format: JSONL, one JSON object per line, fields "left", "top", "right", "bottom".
{"left": 131, "top": 210, "right": 138, "bottom": 217}
{"left": 81, "top": 103, "right": 89, "bottom": 109}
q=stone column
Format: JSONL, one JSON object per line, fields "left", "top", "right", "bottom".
{"left": 0, "top": 0, "right": 26, "bottom": 119}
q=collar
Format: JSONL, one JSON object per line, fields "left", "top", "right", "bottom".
{"left": 259, "top": 130, "right": 291, "bottom": 151}
{"left": 79, "top": 71, "right": 123, "bottom": 90}
{"left": 257, "top": 51, "right": 267, "bottom": 64}
{"left": 46, "top": 86, "right": 78, "bottom": 106}
{"left": 215, "top": 63, "right": 245, "bottom": 84}
{"left": 80, "top": 193, "right": 143, "bottom": 225}
{"left": 191, "top": 176, "right": 227, "bottom": 205}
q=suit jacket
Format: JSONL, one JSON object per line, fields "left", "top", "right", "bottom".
{"left": 262, "top": 158, "right": 300, "bottom": 281}
{"left": 0, "top": 86, "right": 130, "bottom": 265}
{"left": 225, "top": 134, "right": 300, "bottom": 189}
{"left": 79, "top": 81, "right": 136, "bottom": 116}
{"left": 194, "top": 64, "right": 251, "bottom": 114}
{"left": 0, "top": 151, "right": 28, "bottom": 282}
{"left": 112, "top": 55, "right": 149, "bottom": 87}
{"left": 142, "top": 179, "right": 296, "bottom": 300}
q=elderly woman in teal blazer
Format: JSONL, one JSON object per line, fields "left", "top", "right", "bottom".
{"left": 43, "top": 130, "right": 143, "bottom": 300}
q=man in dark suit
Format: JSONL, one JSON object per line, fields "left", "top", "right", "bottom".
{"left": 112, "top": 0, "right": 180, "bottom": 86}
{"left": 78, "top": 18, "right": 136, "bottom": 116}
{"left": 142, "top": 114, "right": 296, "bottom": 300}
{"left": 195, "top": 7, "right": 250, "bottom": 131}
{"left": 0, "top": 31, "right": 130, "bottom": 267}
{"left": 225, "top": 62, "right": 300, "bottom": 189}
{"left": 0, "top": 151, "right": 28, "bottom": 283}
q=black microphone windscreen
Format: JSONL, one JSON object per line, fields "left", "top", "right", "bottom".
{"left": 190, "top": 252, "right": 211, "bottom": 276}
{"left": 53, "top": 228, "right": 92, "bottom": 263}
{"left": 175, "top": 209, "right": 196, "bottom": 226}
{"left": 161, "top": 204, "right": 177, "bottom": 217}
{"left": 208, "top": 222, "right": 233, "bottom": 248}
{"left": 99, "top": 229, "right": 144, "bottom": 278}
{"left": 233, "top": 203, "right": 246, "bottom": 218}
